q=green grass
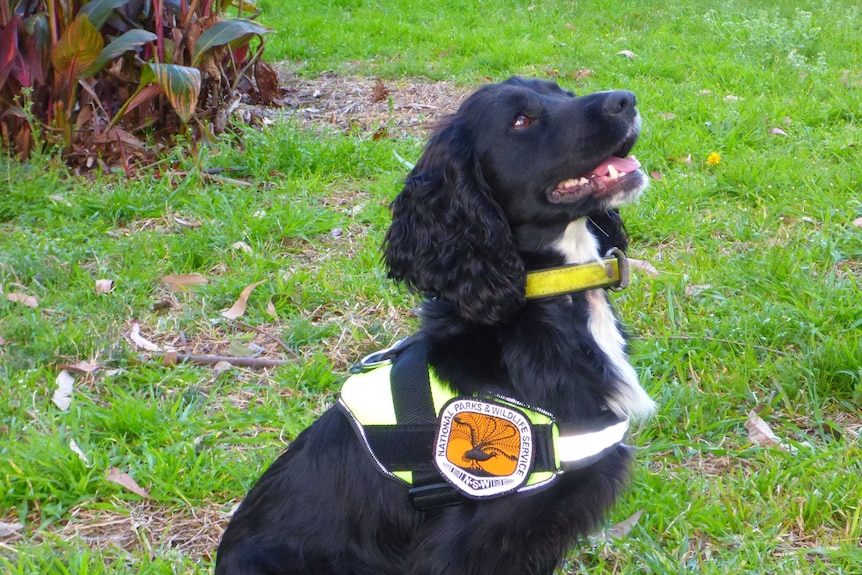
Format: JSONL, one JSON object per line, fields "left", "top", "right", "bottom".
{"left": 2, "top": 0, "right": 861, "bottom": 573}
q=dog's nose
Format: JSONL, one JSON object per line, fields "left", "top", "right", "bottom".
{"left": 602, "top": 91, "right": 637, "bottom": 116}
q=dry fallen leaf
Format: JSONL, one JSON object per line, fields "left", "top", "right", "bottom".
{"left": 768, "top": 127, "right": 788, "bottom": 137}
{"left": 745, "top": 410, "right": 788, "bottom": 450}
{"left": 0, "top": 334, "right": 6, "bottom": 346}
{"left": 265, "top": 300, "right": 279, "bottom": 319}
{"left": 254, "top": 61, "right": 280, "bottom": 105}
{"left": 151, "top": 297, "right": 175, "bottom": 311}
{"left": 607, "top": 509, "right": 644, "bottom": 539}
{"left": 69, "top": 439, "right": 89, "bottom": 466}
{"left": 649, "top": 171, "right": 663, "bottom": 181}
{"left": 95, "top": 279, "right": 114, "bottom": 294}
{"left": 160, "top": 273, "right": 209, "bottom": 290}
{"left": 0, "top": 521, "right": 24, "bottom": 537}
{"left": 6, "top": 293, "right": 38, "bottom": 308}
{"left": 213, "top": 360, "right": 233, "bottom": 374}
{"left": 52, "top": 370, "right": 75, "bottom": 411}
{"left": 685, "top": 284, "right": 713, "bottom": 296}
{"left": 852, "top": 217, "right": 862, "bottom": 229}
{"left": 57, "top": 361, "right": 101, "bottom": 373}
{"left": 228, "top": 341, "right": 255, "bottom": 358}
{"left": 48, "top": 194, "right": 73, "bottom": 207}
{"left": 371, "top": 78, "right": 389, "bottom": 103}
{"left": 629, "top": 259, "right": 660, "bottom": 277}
{"left": 221, "top": 280, "right": 266, "bottom": 320}
{"left": 231, "top": 241, "right": 253, "bottom": 254}
{"left": 616, "top": 50, "right": 635, "bottom": 59}
{"left": 106, "top": 467, "right": 150, "bottom": 499}
{"left": 658, "top": 112, "right": 676, "bottom": 120}
{"left": 573, "top": 69, "right": 593, "bottom": 79}
{"left": 129, "top": 321, "right": 161, "bottom": 352}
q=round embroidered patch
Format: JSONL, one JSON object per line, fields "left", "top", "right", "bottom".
{"left": 434, "top": 397, "right": 533, "bottom": 498}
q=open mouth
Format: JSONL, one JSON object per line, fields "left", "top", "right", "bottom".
{"left": 549, "top": 156, "right": 644, "bottom": 204}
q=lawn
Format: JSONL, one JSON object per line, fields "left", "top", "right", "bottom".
{"left": 1, "top": 0, "right": 861, "bottom": 573}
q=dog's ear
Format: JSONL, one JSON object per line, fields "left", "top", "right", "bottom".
{"left": 588, "top": 209, "right": 629, "bottom": 255}
{"left": 383, "top": 119, "right": 525, "bottom": 325}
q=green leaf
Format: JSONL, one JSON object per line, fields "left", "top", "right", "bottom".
{"left": 141, "top": 63, "right": 202, "bottom": 124}
{"left": 51, "top": 14, "right": 104, "bottom": 83}
{"left": 191, "top": 18, "right": 273, "bottom": 66}
{"left": 91, "top": 29, "right": 157, "bottom": 73}
{"left": 79, "top": 0, "right": 133, "bottom": 29}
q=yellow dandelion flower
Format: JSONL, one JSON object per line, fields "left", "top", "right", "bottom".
{"left": 707, "top": 152, "right": 721, "bottom": 166}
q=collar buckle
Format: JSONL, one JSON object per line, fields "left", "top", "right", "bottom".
{"left": 606, "top": 247, "right": 630, "bottom": 292}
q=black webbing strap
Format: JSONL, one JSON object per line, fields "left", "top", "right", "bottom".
{"left": 389, "top": 338, "right": 435, "bottom": 424}
{"left": 362, "top": 424, "right": 557, "bottom": 473}
{"left": 385, "top": 338, "right": 462, "bottom": 509}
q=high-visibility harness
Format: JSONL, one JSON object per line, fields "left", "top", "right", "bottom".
{"left": 338, "top": 337, "right": 630, "bottom": 510}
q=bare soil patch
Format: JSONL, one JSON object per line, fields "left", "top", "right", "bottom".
{"left": 266, "top": 70, "right": 473, "bottom": 138}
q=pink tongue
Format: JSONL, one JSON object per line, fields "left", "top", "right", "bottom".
{"left": 590, "top": 156, "right": 641, "bottom": 176}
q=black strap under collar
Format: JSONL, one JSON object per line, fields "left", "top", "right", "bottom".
{"left": 384, "top": 338, "right": 462, "bottom": 509}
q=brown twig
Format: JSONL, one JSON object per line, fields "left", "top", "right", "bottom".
{"left": 200, "top": 172, "right": 254, "bottom": 187}
{"left": 116, "top": 130, "right": 132, "bottom": 179}
{"left": 230, "top": 319, "right": 299, "bottom": 358}
{"left": 168, "top": 353, "right": 294, "bottom": 368}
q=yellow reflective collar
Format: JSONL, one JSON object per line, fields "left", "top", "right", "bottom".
{"left": 524, "top": 248, "right": 629, "bottom": 299}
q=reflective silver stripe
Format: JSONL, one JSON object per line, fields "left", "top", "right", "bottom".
{"left": 556, "top": 419, "right": 629, "bottom": 463}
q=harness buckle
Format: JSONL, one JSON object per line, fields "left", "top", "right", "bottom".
{"left": 606, "top": 247, "right": 630, "bottom": 291}
{"left": 350, "top": 336, "right": 417, "bottom": 374}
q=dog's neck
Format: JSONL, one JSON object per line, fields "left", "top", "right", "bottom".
{"left": 547, "top": 217, "right": 656, "bottom": 420}
{"left": 552, "top": 218, "right": 602, "bottom": 266}
{"left": 425, "top": 217, "right": 654, "bottom": 421}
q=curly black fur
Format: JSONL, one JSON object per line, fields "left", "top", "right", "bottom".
{"left": 216, "top": 77, "right": 654, "bottom": 575}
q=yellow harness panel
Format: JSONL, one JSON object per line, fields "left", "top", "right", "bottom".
{"left": 339, "top": 356, "right": 628, "bottom": 501}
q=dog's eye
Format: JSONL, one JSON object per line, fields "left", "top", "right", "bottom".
{"left": 512, "top": 114, "right": 532, "bottom": 129}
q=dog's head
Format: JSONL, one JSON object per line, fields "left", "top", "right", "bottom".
{"left": 456, "top": 77, "right": 646, "bottom": 220}
{"left": 384, "top": 77, "right": 647, "bottom": 324}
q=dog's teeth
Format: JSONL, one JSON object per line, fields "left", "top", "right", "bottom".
{"left": 560, "top": 179, "right": 578, "bottom": 188}
{"left": 608, "top": 164, "right": 620, "bottom": 179}
{"left": 578, "top": 177, "right": 589, "bottom": 185}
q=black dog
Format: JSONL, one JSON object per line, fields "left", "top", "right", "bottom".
{"left": 216, "top": 77, "right": 655, "bottom": 575}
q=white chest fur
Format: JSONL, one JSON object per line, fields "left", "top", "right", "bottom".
{"left": 553, "top": 219, "right": 656, "bottom": 419}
